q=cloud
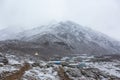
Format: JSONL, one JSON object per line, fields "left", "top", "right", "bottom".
{"left": 65, "top": 0, "right": 120, "bottom": 40}
{"left": 0, "top": 0, "right": 66, "bottom": 28}
{"left": 0, "top": 0, "right": 120, "bottom": 40}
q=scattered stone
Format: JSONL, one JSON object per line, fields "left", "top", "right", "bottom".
{"left": 0, "top": 53, "right": 8, "bottom": 65}
{"left": 65, "top": 68, "right": 82, "bottom": 77}
{"left": 57, "top": 66, "right": 72, "bottom": 80}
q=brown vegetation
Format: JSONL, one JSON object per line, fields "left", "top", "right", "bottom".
{"left": 57, "top": 66, "right": 71, "bottom": 80}
{"left": 0, "top": 63, "right": 30, "bottom": 80}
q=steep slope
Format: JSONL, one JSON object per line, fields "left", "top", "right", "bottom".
{"left": 15, "top": 21, "right": 120, "bottom": 55}
{"left": 0, "top": 21, "right": 120, "bottom": 56}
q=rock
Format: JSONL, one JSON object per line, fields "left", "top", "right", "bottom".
{"left": 80, "top": 68, "right": 106, "bottom": 79}
{"left": 0, "top": 53, "right": 8, "bottom": 65}
{"left": 81, "top": 69, "right": 96, "bottom": 78}
{"left": 99, "top": 71, "right": 109, "bottom": 78}
{"left": 46, "top": 63, "right": 54, "bottom": 68}
{"left": 57, "top": 66, "right": 72, "bottom": 80}
{"left": 66, "top": 68, "right": 82, "bottom": 77}
{"left": 109, "top": 75, "right": 120, "bottom": 80}
{"left": 0, "top": 63, "right": 4, "bottom": 67}
{"left": 31, "top": 63, "right": 40, "bottom": 67}
{"left": 61, "top": 62, "right": 69, "bottom": 67}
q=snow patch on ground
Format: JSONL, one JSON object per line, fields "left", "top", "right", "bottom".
{"left": 22, "top": 67, "right": 59, "bottom": 80}
{"left": 87, "top": 62, "right": 120, "bottom": 78}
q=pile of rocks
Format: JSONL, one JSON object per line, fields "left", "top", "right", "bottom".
{"left": 0, "top": 53, "right": 8, "bottom": 65}
{"left": 64, "top": 67, "right": 120, "bottom": 80}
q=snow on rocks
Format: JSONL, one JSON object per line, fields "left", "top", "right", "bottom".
{"left": 88, "top": 62, "right": 120, "bottom": 78}
{"left": 22, "top": 67, "right": 59, "bottom": 80}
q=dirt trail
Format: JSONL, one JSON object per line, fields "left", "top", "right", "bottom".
{"left": 57, "top": 66, "right": 71, "bottom": 80}
{"left": 0, "top": 63, "right": 30, "bottom": 80}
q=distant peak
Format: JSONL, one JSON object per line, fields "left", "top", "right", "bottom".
{"left": 59, "top": 20, "right": 76, "bottom": 24}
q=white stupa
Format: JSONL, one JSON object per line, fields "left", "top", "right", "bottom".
{"left": 35, "top": 52, "right": 39, "bottom": 56}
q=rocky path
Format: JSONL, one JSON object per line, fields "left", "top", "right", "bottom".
{"left": 57, "top": 66, "right": 71, "bottom": 80}
{"left": 0, "top": 63, "right": 30, "bottom": 80}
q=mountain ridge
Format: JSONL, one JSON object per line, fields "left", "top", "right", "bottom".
{"left": 0, "top": 21, "right": 120, "bottom": 56}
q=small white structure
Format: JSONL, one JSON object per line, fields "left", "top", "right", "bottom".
{"left": 35, "top": 52, "right": 39, "bottom": 56}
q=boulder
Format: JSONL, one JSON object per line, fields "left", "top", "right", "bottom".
{"left": 0, "top": 53, "right": 8, "bottom": 65}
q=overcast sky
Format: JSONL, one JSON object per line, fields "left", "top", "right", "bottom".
{"left": 0, "top": 0, "right": 120, "bottom": 40}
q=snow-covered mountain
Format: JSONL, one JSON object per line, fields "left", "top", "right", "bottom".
{"left": 0, "top": 21, "right": 120, "bottom": 56}
{"left": 0, "top": 27, "right": 25, "bottom": 41}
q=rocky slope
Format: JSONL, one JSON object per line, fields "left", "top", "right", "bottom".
{"left": 0, "top": 21, "right": 120, "bottom": 56}
{"left": 1, "top": 53, "right": 120, "bottom": 80}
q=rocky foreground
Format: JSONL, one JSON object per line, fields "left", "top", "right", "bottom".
{"left": 0, "top": 53, "right": 120, "bottom": 80}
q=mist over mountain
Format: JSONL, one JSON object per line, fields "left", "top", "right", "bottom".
{"left": 0, "top": 27, "right": 26, "bottom": 41}
{"left": 0, "top": 21, "right": 120, "bottom": 57}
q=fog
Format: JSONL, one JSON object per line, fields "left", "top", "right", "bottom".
{"left": 0, "top": 0, "right": 120, "bottom": 40}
